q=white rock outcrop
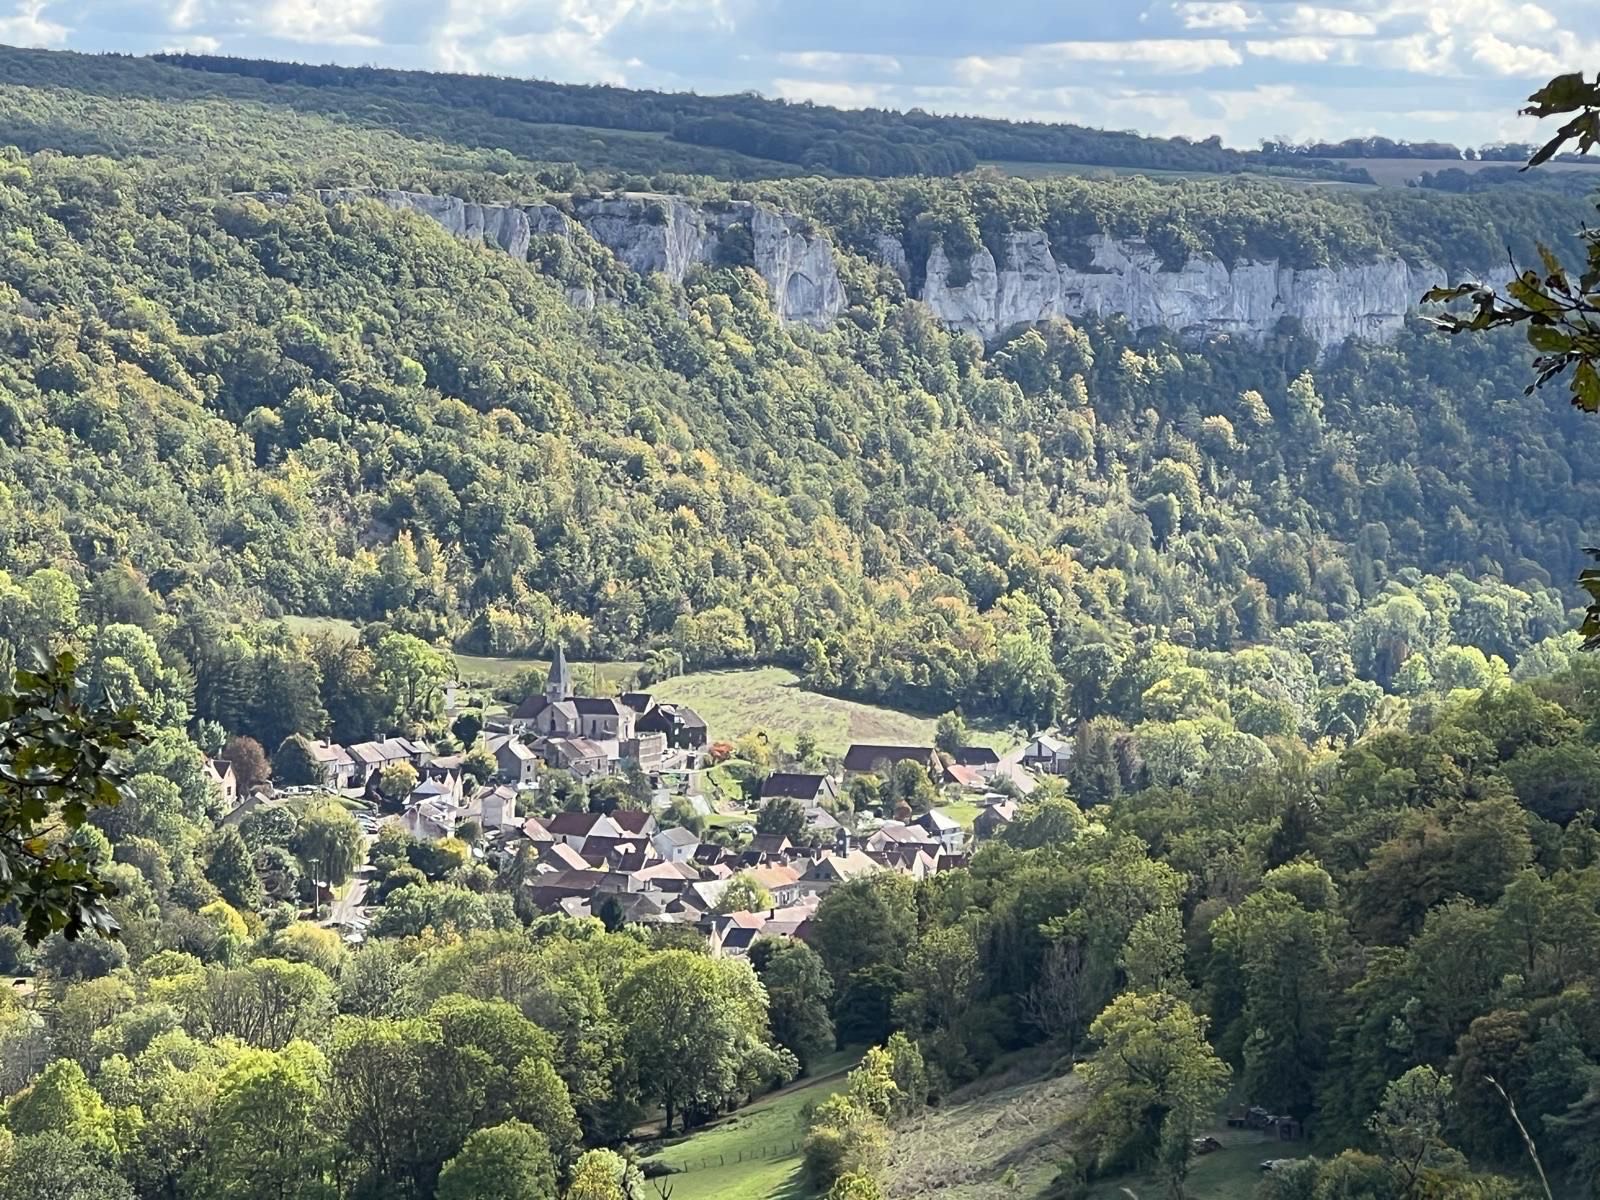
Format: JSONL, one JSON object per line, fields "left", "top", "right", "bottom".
{"left": 569, "top": 194, "right": 845, "bottom": 327}
{"left": 246, "top": 188, "right": 846, "bottom": 329}
{"left": 239, "top": 187, "right": 1476, "bottom": 348}
{"left": 920, "top": 231, "right": 1474, "bottom": 347}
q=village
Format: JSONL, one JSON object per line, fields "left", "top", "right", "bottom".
{"left": 229, "top": 649, "right": 1075, "bottom": 956}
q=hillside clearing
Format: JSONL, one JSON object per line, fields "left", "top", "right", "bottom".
{"left": 885, "top": 1066, "right": 1083, "bottom": 1199}
{"left": 885, "top": 1065, "right": 1307, "bottom": 1200}
{"left": 648, "top": 667, "right": 1017, "bottom": 757}
{"left": 641, "top": 1051, "right": 859, "bottom": 1200}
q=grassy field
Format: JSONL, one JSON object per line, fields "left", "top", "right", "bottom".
{"left": 936, "top": 800, "right": 983, "bottom": 830}
{"left": 980, "top": 158, "right": 1223, "bottom": 181}
{"left": 649, "top": 667, "right": 1017, "bottom": 758}
{"left": 643, "top": 1050, "right": 859, "bottom": 1200}
{"left": 1333, "top": 155, "right": 1600, "bottom": 187}
{"left": 1084, "top": 1130, "right": 1305, "bottom": 1200}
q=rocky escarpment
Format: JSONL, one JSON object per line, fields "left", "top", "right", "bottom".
{"left": 244, "top": 188, "right": 1478, "bottom": 348}
{"left": 249, "top": 188, "right": 846, "bottom": 328}
{"left": 902, "top": 232, "right": 1479, "bottom": 346}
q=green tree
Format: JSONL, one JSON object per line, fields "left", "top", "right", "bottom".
{"left": 436, "top": 1121, "right": 557, "bottom": 1200}
{"left": 328, "top": 1015, "right": 487, "bottom": 1198}
{"left": 378, "top": 760, "right": 420, "bottom": 801}
{"left": 290, "top": 802, "right": 364, "bottom": 915}
{"left": 174, "top": 959, "right": 336, "bottom": 1050}
{"left": 881, "top": 760, "right": 938, "bottom": 816}
{"left": 750, "top": 938, "right": 835, "bottom": 1070}
{"left": 811, "top": 874, "right": 918, "bottom": 990}
{"left": 934, "top": 711, "right": 968, "bottom": 755}
{"left": 204, "top": 827, "right": 262, "bottom": 911}
{"left": 1079, "top": 991, "right": 1230, "bottom": 1197}
{"left": 374, "top": 632, "right": 452, "bottom": 724}
{"left": 0, "top": 1131, "right": 135, "bottom": 1200}
{"left": 616, "top": 950, "right": 793, "bottom": 1132}
{"left": 273, "top": 736, "right": 323, "bottom": 787}
{"left": 716, "top": 872, "right": 775, "bottom": 915}
{"left": 564, "top": 1149, "right": 640, "bottom": 1200}
{"left": 1210, "top": 879, "right": 1338, "bottom": 1120}
{"left": 756, "top": 796, "right": 807, "bottom": 841}
{"left": 198, "top": 1041, "right": 333, "bottom": 1200}
{"left": 5, "top": 1060, "right": 122, "bottom": 1158}
{"left": 1367, "top": 1066, "right": 1464, "bottom": 1195}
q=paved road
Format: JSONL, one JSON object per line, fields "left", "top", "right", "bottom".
{"left": 996, "top": 739, "right": 1038, "bottom": 794}
{"left": 328, "top": 869, "right": 371, "bottom": 927}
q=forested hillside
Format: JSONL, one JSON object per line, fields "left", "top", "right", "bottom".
{"left": 6, "top": 44, "right": 1600, "bottom": 1200}
{"left": 0, "top": 140, "right": 1596, "bottom": 739}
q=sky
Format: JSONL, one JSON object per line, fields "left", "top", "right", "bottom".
{"left": 6, "top": 0, "right": 1600, "bottom": 149}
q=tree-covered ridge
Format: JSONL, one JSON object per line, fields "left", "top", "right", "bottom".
{"left": 0, "top": 45, "right": 1373, "bottom": 185}
{"left": 143, "top": 50, "right": 1372, "bottom": 182}
{"left": 3, "top": 147, "right": 1600, "bottom": 733}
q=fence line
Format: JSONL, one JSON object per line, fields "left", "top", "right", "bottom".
{"left": 663, "top": 1138, "right": 802, "bottom": 1174}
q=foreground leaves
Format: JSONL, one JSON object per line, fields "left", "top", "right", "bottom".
{"left": 0, "top": 651, "right": 143, "bottom": 944}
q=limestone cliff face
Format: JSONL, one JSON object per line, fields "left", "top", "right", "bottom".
{"left": 257, "top": 188, "right": 845, "bottom": 328}
{"left": 568, "top": 194, "right": 845, "bottom": 327}
{"left": 243, "top": 188, "right": 1471, "bottom": 348}
{"left": 919, "top": 232, "right": 1473, "bottom": 346}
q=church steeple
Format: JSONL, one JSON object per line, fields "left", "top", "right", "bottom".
{"left": 545, "top": 644, "right": 571, "bottom": 702}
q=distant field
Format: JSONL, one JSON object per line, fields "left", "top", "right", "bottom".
{"left": 643, "top": 1050, "right": 859, "bottom": 1200}
{"left": 980, "top": 158, "right": 1219, "bottom": 181}
{"left": 648, "top": 667, "right": 1018, "bottom": 758}
{"left": 978, "top": 159, "right": 1367, "bottom": 190}
{"left": 1333, "top": 155, "right": 1600, "bottom": 187}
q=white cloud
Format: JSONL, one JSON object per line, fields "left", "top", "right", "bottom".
{"left": 1367, "top": 32, "right": 1457, "bottom": 74}
{"left": 1040, "top": 37, "right": 1243, "bottom": 73}
{"left": 259, "top": 0, "right": 385, "bottom": 46}
{"left": 1173, "top": 1, "right": 1257, "bottom": 31}
{"left": 775, "top": 50, "right": 901, "bottom": 74}
{"left": 1245, "top": 36, "right": 1347, "bottom": 62}
{"left": 770, "top": 77, "right": 891, "bottom": 107}
{"left": 161, "top": 34, "right": 222, "bottom": 52}
{"left": 1466, "top": 31, "right": 1562, "bottom": 76}
{"left": 1283, "top": 5, "right": 1375, "bottom": 36}
{"left": 953, "top": 54, "right": 1024, "bottom": 85}
{"left": 0, "top": 0, "right": 68, "bottom": 45}
{"left": 1372, "top": 0, "right": 1558, "bottom": 38}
